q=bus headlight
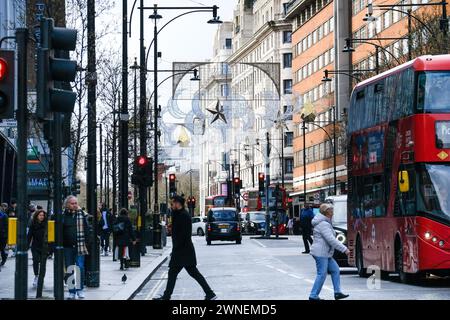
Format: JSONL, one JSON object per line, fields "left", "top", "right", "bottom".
{"left": 424, "top": 232, "right": 432, "bottom": 240}
{"left": 439, "top": 240, "right": 445, "bottom": 247}
{"left": 432, "top": 237, "right": 438, "bottom": 243}
{"left": 336, "top": 233, "right": 346, "bottom": 244}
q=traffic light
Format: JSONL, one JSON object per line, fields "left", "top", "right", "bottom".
{"left": 258, "top": 172, "right": 265, "bottom": 196}
{"left": 233, "top": 177, "right": 242, "bottom": 197}
{"left": 72, "top": 179, "right": 81, "bottom": 195}
{"left": 187, "top": 196, "right": 196, "bottom": 209}
{"left": 0, "top": 50, "right": 15, "bottom": 119}
{"left": 131, "top": 155, "right": 153, "bottom": 187}
{"left": 169, "top": 173, "right": 176, "bottom": 198}
{"left": 37, "top": 18, "right": 77, "bottom": 120}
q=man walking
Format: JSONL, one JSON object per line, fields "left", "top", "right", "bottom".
{"left": 300, "top": 204, "right": 314, "bottom": 254}
{"left": 62, "top": 195, "right": 90, "bottom": 299}
{"left": 99, "top": 203, "right": 113, "bottom": 256}
{"left": 154, "top": 195, "right": 216, "bottom": 300}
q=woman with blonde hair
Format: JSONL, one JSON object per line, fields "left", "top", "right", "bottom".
{"left": 309, "top": 203, "right": 350, "bottom": 300}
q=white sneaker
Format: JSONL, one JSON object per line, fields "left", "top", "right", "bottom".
{"left": 77, "top": 290, "right": 85, "bottom": 299}
{"left": 67, "top": 293, "right": 76, "bottom": 300}
{"left": 32, "top": 276, "right": 38, "bottom": 288}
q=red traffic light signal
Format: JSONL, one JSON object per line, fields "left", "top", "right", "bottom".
{"left": 0, "top": 58, "right": 7, "bottom": 80}
{"left": 137, "top": 155, "right": 147, "bottom": 166}
{"left": 169, "top": 173, "right": 176, "bottom": 181}
{"left": 258, "top": 173, "right": 265, "bottom": 181}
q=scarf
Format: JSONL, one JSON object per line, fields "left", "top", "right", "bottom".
{"left": 74, "top": 210, "right": 89, "bottom": 256}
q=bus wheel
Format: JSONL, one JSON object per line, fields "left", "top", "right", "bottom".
{"left": 395, "top": 243, "right": 409, "bottom": 284}
{"left": 356, "top": 239, "right": 368, "bottom": 278}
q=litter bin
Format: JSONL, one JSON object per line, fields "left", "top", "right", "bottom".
{"left": 129, "top": 241, "right": 141, "bottom": 268}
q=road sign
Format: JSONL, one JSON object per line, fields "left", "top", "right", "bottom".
{"left": 243, "top": 192, "right": 249, "bottom": 201}
{"left": 0, "top": 119, "right": 17, "bottom": 127}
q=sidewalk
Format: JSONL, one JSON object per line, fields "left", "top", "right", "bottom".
{"left": 0, "top": 244, "right": 171, "bottom": 300}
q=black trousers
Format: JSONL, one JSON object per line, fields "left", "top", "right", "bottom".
{"left": 100, "top": 229, "right": 111, "bottom": 252}
{"left": 31, "top": 247, "right": 43, "bottom": 276}
{"left": 302, "top": 232, "right": 313, "bottom": 252}
{"left": 0, "top": 240, "right": 7, "bottom": 265}
{"left": 164, "top": 265, "right": 213, "bottom": 298}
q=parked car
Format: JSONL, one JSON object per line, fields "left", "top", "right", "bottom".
{"left": 244, "top": 211, "right": 267, "bottom": 235}
{"left": 206, "top": 207, "right": 242, "bottom": 245}
{"left": 192, "top": 216, "right": 206, "bottom": 236}
{"left": 326, "top": 195, "right": 349, "bottom": 267}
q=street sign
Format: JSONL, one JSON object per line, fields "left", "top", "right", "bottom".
{"left": 0, "top": 119, "right": 17, "bottom": 127}
{"left": 242, "top": 192, "right": 249, "bottom": 201}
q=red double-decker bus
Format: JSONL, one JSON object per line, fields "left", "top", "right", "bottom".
{"left": 347, "top": 55, "right": 450, "bottom": 283}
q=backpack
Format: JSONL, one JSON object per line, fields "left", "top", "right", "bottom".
{"left": 112, "top": 222, "right": 125, "bottom": 234}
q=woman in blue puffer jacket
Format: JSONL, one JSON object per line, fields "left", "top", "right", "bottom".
{"left": 309, "top": 203, "right": 350, "bottom": 300}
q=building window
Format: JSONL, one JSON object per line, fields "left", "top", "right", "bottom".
{"left": 283, "top": 53, "right": 292, "bottom": 68}
{"left": 283, "top": 79, "right": 293, "bottom": 94}
{"left": 283, "top": 30, "right": 292, "bottom": 43}
{"left": 220, "top": 84, "right": 229, "bottom": 97}
{"left": 284, "top": 105, "right": 293, "bottom": 120}
{"left": 284, "top": 132, "right": 294, "bottom": 147}
{"left": 285, "top": 158, "right": 294, "bottom": 174}
{"left": 225, "top": 38, "right": 232, "bottom": 49}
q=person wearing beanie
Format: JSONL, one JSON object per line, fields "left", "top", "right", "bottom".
{"left": 309, "top": 202, "right": 350, "bottom": 300}
{"left": 154, "top": 195, "right": 217, "bottom": 300}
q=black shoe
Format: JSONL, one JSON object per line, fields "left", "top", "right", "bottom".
{"left": 309, "top": 297, "right": 323, "bottom": 301}
{"left": 334, "top": 293, "right": 349, "bottom": 300}
{"left": 205, "top": 292, "right": 217, "bottom": 300}
{"left": 302, "top": 251, "right": 310, "bottom": 254}
{"left": 153, "top": 295, "right": 170, "bottom": 300}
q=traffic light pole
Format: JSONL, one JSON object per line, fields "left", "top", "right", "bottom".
{"left": 86, "top": 0, "right": 100, "bottom": 287}
{"left": 264, "top": 132, "right": 271, "bottom": 238}
{"left": 119, "top": 0, "right": 129, "bottom": 210}
{"left": 139, "top": 0, "right": 147, "bottom": 256}
{"left": 52, "top": 113, "right": 64, "bottom": 300}
{"left": 14, "top": 28, "right": 28, "bottom": 300}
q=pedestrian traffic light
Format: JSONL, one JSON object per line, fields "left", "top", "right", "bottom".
{"left": 0, "top": 50, "right": 15, "bottom": 119}
{"left": 131, "top": 155, "right": 153, "bottom": 187}
{"left": 258, "top": 172, "right": 265, "bottom": 196}
{"left": 37, "top": 18, "right": 78, "bottom": 120}
{"left": 72, "top": 179, "right": 81, "bottom": 195}
{"left": 169, "top": 174, "right": 176, "bottom": 198}
{"left": 233, "top": 177, "right": 242, "bottom": 197}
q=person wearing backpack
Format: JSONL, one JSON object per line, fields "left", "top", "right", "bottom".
{"left": 113, "top": 208, "right": 136, "bottom": 270}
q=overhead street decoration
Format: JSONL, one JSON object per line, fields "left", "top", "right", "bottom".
{"left": 207, "top": 100, "right": 227, "bottom": 124}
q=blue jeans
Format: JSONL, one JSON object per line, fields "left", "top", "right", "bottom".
{"left": 309, "top": 256, "right": 342, "bottom": 299}
{"left": 64, "top": 247, "right": 85, "bottom": 294}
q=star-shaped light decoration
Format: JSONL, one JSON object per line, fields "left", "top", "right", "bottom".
{"left": 206, "top": 99, "right": 227, "bottom": 124}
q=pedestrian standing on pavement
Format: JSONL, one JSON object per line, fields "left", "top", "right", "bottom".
{"left": 8, "top": 200, "right": 16, "bottom": 217}
{"left": 99, "top": 203, "right": 113, "bottom": 256}
{"left": 154, "top": 195, "right": 217, "bottom": 300}
{"left": 113, "top": 208, "right": 136, "bottom": 270}
{"left": 309, "top": 203, "right": 350, "bottom": 301}
{"left": 300, "top": 204, "right": 314, "bottom": 254}
{"left": 62, "top": 195, "right": 90, "bottom": 300}
{"left": 0, "top": 205, "right": 8, "bottom": 268}
{"left": 27, "top": 209, "right": 47, "bottom": 287}
{"left": 287, "top": 217, "right": 294, "bottom": 235}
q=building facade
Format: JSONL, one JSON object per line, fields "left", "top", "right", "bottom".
{"left": 285, "top": 0, "right": 432, "bottom": 216}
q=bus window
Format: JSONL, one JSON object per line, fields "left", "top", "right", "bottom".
{"left": 362, "top": 175, "right": 385, "bottom": 217}
{"left": 417, "top": 72, "right": 450, "bottom": 113}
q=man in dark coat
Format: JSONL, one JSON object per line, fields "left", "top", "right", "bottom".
{"left": 99, "top": 203, "right": 114, "bottom": 256}
{"left": 154, "top": 195, "right": 216, "bottom": 300}
{"left": 300, "top": 204, "right": 314, "bottom": 254}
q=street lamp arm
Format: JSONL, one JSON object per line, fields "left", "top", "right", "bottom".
{"left": 379, "top": 7, "right": 436, "bottom": 36}
{"left": 145, "top": 9, "right": 213, "bottom": 67}
{"left": 326, "top": 70, "right": 362, "bottom": 82}
{"left": 148, "top": 71, "right": 194, "bottom": 102}
{"left": 356, "top": 39, "right": 402, "bottom": 64}
{"left": 129, "top": 0, "right": 138, "bottom": 37}
{"left": 309, "top": 122, "right": 334, "bottom": 144}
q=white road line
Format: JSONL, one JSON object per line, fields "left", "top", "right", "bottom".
{"left": 265, "top": 265, "right": 275, "bottom": 269}
{"left": 252, "top": 239, "right": 267, "bottom": 248}
{"left": 276, "top": 268, "right": 288, "bottom": 274}
{"left": 145, "top": 270, "right": 168, "bottom": 300}
{"left": 303, "top": 279, "right": 333, "bottom": 292}
{"left": 288, "top": 274, "right": 304, "bottom": 279}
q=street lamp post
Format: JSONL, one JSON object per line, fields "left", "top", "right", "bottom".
{"left": 145, "top": 4, "right": 222, "bottom": 249}
{"left": 130, "top": 58, "right": 139, "bottom": 203}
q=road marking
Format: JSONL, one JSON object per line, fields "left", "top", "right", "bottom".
{"left": 252, "top": 239, "right": 267, "bottom": 248}
{"left": 265, "top": 265, "right": 275, "bottom": 269}
{"left": 288, "top": 274, "right": 304, "bottom": 279}
{"left": 276, "top": 268, "right": 288, "bottom": 274}
{"left": 303, "top": 278, "right": 333, "bottom": 292}
{"left": 145, "top": 270, "right": 168, "bottom": 300}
